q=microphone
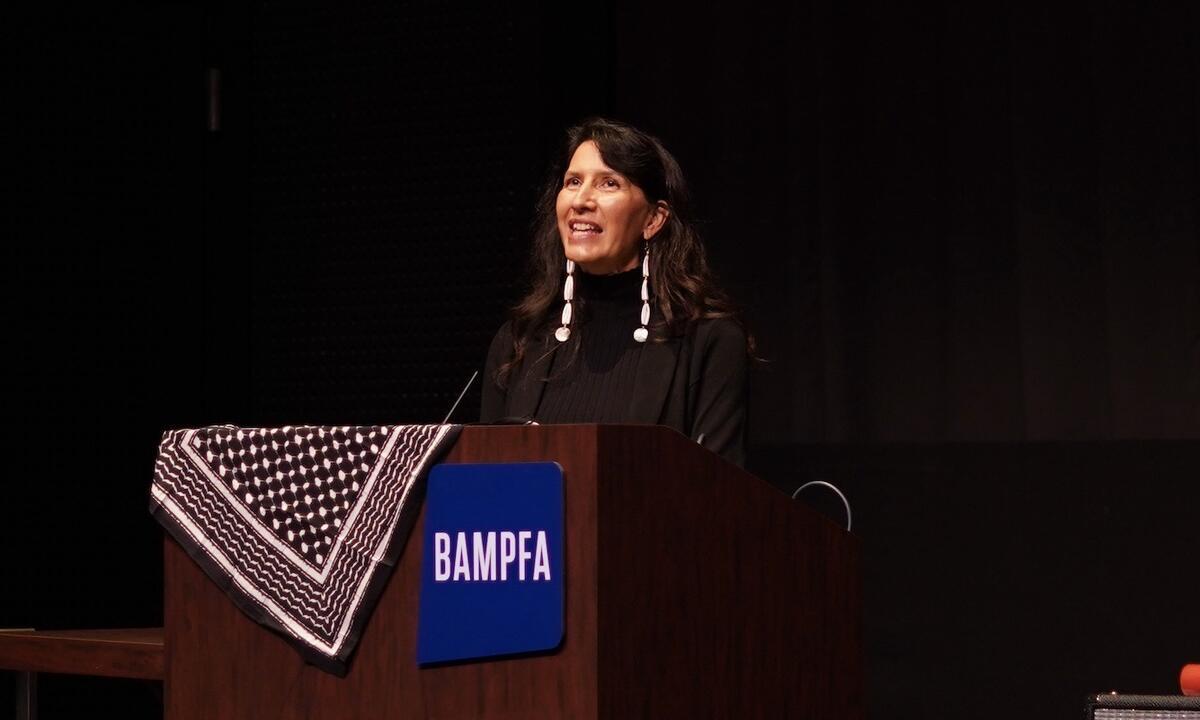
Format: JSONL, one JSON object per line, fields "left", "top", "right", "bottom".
{"left": 791, "top": 481, "right": 853, "bottom": 532}
{"left": 439, "top": 367, "right": 538, "bottom": 426}
{"left": 440, "top": 370, "right": 479, "bottom": 424}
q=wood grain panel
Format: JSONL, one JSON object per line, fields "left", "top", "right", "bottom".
{"left": 597, "top": 425, "right": 863, "bottom": 719}
{"left": 164, "top": 425, "right": 861, "bottom": 718}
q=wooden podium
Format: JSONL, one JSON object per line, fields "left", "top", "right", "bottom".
{"left": 164, "top": 425, "right": 862, "bottom": 718}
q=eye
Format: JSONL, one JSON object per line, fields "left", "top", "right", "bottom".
{"left": 563, "top": 176, "right": 581, "bottom": 188}
{"left": 601, "top": 177, "right": 620, "bottom": 189}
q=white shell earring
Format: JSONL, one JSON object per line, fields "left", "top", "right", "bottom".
{"left": 555, "top": 259, "right": 575, "bottom": 342}
{"left": 634, "top": 249, "right": 650, "bottom": 343}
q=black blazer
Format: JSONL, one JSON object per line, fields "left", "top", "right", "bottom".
{"left": 480, "top": 319, "right": 748, "bottom": 466}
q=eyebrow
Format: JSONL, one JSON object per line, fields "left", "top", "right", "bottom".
{"left": 563, "top": 168, "right": 621, "bottom": 178}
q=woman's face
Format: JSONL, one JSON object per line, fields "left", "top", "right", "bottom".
{"left": 556, "top": 140, "right": 667, "bottom": 275}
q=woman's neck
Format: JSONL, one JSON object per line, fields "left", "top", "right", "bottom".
{"left": 574, "top": 265, "right": 641, "bottom": 303}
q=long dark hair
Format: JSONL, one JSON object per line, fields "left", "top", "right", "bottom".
{"left": 499, "top": 117, "right": 747, "bottom": 386}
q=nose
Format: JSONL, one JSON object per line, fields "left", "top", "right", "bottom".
{"left": 570, "top": 181, "right": 597, "bottom": 210}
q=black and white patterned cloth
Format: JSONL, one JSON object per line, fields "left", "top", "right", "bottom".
{"left": 149, "top": 423, "right": 461, "bottom": 674}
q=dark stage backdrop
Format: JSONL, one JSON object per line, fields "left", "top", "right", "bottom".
{"left": 6, "top": 2, "right": 1198, "bottom": 720}
{"left": 614, "top": 1, "right": 1199, "bottom": 445}
{"left": 8, "top": 6, "right": 207, "bottom": 719}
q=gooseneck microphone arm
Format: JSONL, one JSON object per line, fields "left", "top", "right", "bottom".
{"left": 441, "top": 370, "right": 479, "bottom": 424}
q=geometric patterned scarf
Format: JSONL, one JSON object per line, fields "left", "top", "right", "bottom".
{"left": 149, "top": 423, "right": 461, "bottom": 674}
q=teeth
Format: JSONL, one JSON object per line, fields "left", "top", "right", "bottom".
{"left": 571, "top": 222, "right": 600, "bottom": 231}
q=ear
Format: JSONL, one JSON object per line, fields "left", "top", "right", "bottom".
{"left": 643, "top": 200, "right": 670, "bottom": 240}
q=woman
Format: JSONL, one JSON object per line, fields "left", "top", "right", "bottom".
{"left": 481, "top": 118, "right": 750, "bottom": 466}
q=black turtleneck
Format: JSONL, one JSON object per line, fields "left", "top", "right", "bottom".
{"left": 534, "top": 266, "right": 644, "bottom": 424}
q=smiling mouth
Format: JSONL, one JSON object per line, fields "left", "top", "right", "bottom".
{"left": 569, "top": 221, "right": 602, "bottom": 234}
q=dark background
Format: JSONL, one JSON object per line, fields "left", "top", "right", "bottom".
{"left": 6, "top": 2, "right": 1197, "bottom": 718}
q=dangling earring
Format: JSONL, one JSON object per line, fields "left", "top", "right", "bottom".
{"left": 634, "top": 248, "right": 650, "bottom": 343}
{"left": 555, "top": 259, "right": 575, "bottom": 342}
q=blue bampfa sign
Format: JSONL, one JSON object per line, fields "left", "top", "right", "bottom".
{"left": 417, "top": 462, "right": 564, "bottom": 664}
